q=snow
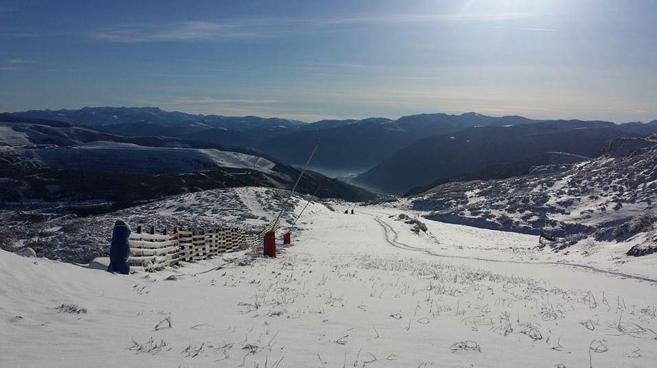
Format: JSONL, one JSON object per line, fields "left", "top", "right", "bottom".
{"left": 200, "top": 149, "right": 276, "bottom": 173}
{"left": 18, "top": 142, "right": 277, "bottom": 174}
{"left": 0, "top": 125, "right": 32, "bottom": 147}
{"left": 409, "top": 145, "right": 657, "bottom": 256}
{"left": 2, "top": 191, "right": 657, "bottom": 367}
{"left": 0, "top": 188, "right": 306, "bottom": 263}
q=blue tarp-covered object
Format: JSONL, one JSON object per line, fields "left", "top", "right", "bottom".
{"left": 107, "top": 220, "right": 131, "bottom": 274}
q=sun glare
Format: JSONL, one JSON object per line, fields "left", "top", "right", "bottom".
{"left": 458, "top": 0, "right": 558, "bottom": 19}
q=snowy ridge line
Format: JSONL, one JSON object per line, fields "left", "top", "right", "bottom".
{"left": 373, "top": 215, "right": 657, "bottom": 284}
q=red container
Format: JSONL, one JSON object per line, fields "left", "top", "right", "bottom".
{"left": 283, "top": 232, "right": 291, "bottom": 245}
{"left": 264, "top": 231, "right": 276, "bottom": 257}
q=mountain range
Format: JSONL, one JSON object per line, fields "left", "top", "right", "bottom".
{"left": 4, "top": 107, "right": 657, "bottom": 261}
{"left": 6, "top": 108, "right": 533, "bottom": 173}
{"left": 0, "top": 116, "right": 375, "bottom": 217}
{"left": 5, "top": 107, "right": 657, "bottom": 195}
{"left": 355, "top": 120, "right": 657, "bottom": 194}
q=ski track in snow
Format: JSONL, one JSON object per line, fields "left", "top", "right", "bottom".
{"left": 372, "top": 214, "right": 657, "bottom": 285}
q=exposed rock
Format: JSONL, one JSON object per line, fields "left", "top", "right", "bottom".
{"left": 627, "top": 243, "right": 657, "bottom": 257}
{"left": 409, "top": 145, "right": 657, "bottom": 251}
{"left": 16, "top": 247, "right": 36, "bottom": 257}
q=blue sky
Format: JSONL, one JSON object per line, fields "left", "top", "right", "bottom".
{"left": 1, "top": 0, "right": 656, "bottom": 122}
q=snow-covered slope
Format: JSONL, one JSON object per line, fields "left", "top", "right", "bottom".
{"left": 0, "top": 119, "right": 376, "bottom": 217}
{"left": 0, "top": 125, "right": 32, "bottom": 146}
{"left": 17, "top": 141, "right": 277, "bottom": 174}
{"left": 2, "top": 198, "right": 657, "bottom": 368}
{"left": 0, "top": 187, "right": 312, "bottom": 262}
{"left": 406, "top": 140, "right": 657, "bottom": 255}
{"left": 0, "top": 118, "right": 280, "bottom": 175}
{"left": 0, "top": 119, "right": 116, "bottom": 147}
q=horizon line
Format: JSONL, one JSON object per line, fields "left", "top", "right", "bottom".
{"left": 3, "top": 105, "right": 656, "bottom": 125}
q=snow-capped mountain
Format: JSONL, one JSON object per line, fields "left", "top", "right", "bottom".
{"left": 9, "top": 107, "right": 657, "bottom": 177}
{"left": 0, "top": 117, "right": 376, "bottom": 217}
{"left": 405, "top": 136, "right": 657, "bottom": 255}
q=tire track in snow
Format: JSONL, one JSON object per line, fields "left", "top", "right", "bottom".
{"left": 372, "top": 215, "right": 657, "bottom": 285}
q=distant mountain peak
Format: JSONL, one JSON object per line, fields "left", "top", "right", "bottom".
{"left": 460, "top": 112, "right": 487, "bottom": 117}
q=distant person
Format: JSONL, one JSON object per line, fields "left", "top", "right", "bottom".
{"left": 107, "top": 220, "right": 131, "bottom": 274}
{"left": 344, "top": 209, "right": 348, "bottom": 214}
{"left": 350, "top": 209, "right": 354, "bottom": 215}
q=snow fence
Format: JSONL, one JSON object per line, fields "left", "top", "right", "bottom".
{"left": 128, "top": 226, "right": 263, "bottom": 271}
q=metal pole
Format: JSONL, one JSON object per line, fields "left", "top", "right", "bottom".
{"left": 270, "top": 143, "right": 319, "bottom": 231}
{"left": 289, "top": 143, "right": 319, "bottom": 195}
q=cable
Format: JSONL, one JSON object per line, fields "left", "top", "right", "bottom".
{"left": 270, "top": 143, "right": 319, "bottom": 231}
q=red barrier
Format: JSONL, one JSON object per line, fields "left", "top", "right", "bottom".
{"left": 264, "top": 231, "right": 276, "bottom": 257}
{"left": 283, "top": 232, "right": 291, "bottom": 245}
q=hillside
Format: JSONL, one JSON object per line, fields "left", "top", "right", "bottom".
{"left": 0, "top": 187, "right": 306, "bottom": 262}
{"left": 256, "top": 113, "right": 522, "bottom": 172}
{"left": 4, "top": 107, "right": 302, "bottom": 148}
{"left": 12, "top": 141, "right": 278, "bottom": 174}
{"left": 2, "top": 188, "right": 657, "bottom": 368}
{"left": 8, "top": 109, "right": 538, "bottom": 173}
{"left": 403, "top": 136, "right": 657, "bottom": 255}
{"left": 405, "top": 151, "right": 591, "bottom": 196}
{"left": 357, "top": 121, "right": 657, "bottom": 194}
{"left": 0, "top": 118, "right": 375, "bottom": 217}
{"left": 0, "top": 116, "right": 117, "bottom": 147}
{"left": 10, "top": 107, "right": 656, "bottom": 178}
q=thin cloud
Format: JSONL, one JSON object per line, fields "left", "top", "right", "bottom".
{"left": 0, "top": 58, "right": 35, "bottom": 71}
{"left": 94, "top": 21, "right": 288, "bottom": 42}
{"left": 493, "top": 26, "right": 557, "bottom": 32}
{"left": 93, "top": 11, "right": 536, "bottom": 43}
{"left": 0, "top": 31, "right": 43, "bottom": 38}
{"left": 316, "top": 12, "right": 532, "bottom": 26}
{"left": 165, "top": 97, "right": 280, "bottom": 106}
{"left": 6, "top": 58, "right": 34, "bottom": 65}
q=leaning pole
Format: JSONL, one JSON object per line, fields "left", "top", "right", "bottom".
{"left": 264, "top": 143, "right": 319, "bottom": 257}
